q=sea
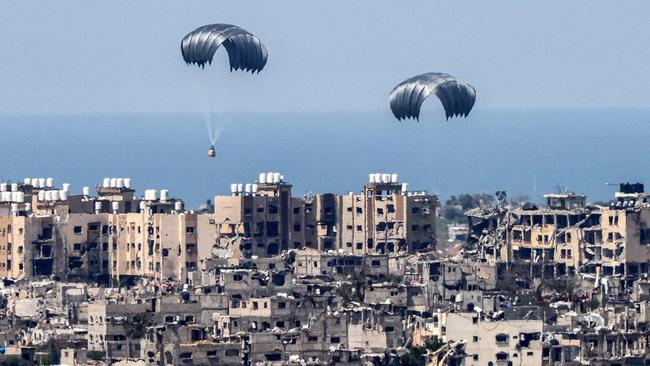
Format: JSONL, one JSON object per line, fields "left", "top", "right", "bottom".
{"left": 0, "top": 109, "right": 648, "bottom": 208}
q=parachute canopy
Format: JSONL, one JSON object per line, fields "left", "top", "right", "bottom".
{"left": 181, "top": 24, "right": 268, "bottom": 73}
{"left": 389, "top": 73, "right": 476, "bottom": 121}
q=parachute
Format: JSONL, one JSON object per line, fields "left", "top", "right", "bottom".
{"left": 181, "top": 24, "right": 268, "bottom": 73}
{"left": 389, "top": 73, "right": 476, "bottom": 121}
{"left": 181, "top": 23, "right": 268, "bottom": 153}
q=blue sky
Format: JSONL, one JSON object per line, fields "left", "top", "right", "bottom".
{"left": 0, "top": 1, "right": 648, "bottom": 114}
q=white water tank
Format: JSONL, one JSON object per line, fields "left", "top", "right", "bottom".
{"left": 38, "top": 178, "right": 46, "bottom": 188}
{"left": 174, "top": 201, "right": 182, "bottom": 212}
{"left": 62, "top": 183, "right": 70, "bottom": 192}
{"left": 112, "top": 201, "right": 119, "bottom": 212}
{"left": 103, "top": 178, "right": 110, "bottom": 188}
{"left": 124, "top": 178, "right": 131, "bottom": 189}
{"left": 160, "top": 189, "right": 169, "bottom": 202}
{"left": 230, "top": 184, "right": 238, "bottom": 194}
{"left": 16, "top": 192, "right": 25, "bottom": 203}
{"left": 380, "top": 174, "right": 389, "bottom": 184}
{"left": 24, "top": 178, "right": 31, "bottom": 185}
{"left": 1, "top": 192, "right": 9, "bottom": 202}
{"left": 44, "top": 190, "right": 53, "bottom": 201}
{"left": 391, "top": 174, "right": 398, "bottom": 183}
{"left": 38, "top": 190, "right": 46, "bottom": 201}
{"left": 245, "top": 184, "right": 252, "bottom": 193}
{"left": 82, "top": 186, "right": 90, "bottom": 196}
{"left": 51, "top": 190, "right": 60, "bottom": 201}
{"left": 10, "top": 183, "right": 18, "bottom": 192}
{"left": 59, "top": 191, "right": 68, "bottom": 201}
{"left": 252, "top": 184, "right": 258, "bottom": 193}
{"left": 25, "top": 203, "right": 31, "bottom": 212}
{"left": 116, "top": 178, "right": 124, "bottom": 188}
{"left": 139, "top": 201, "right": 146, "bottom": 211}
{"left": 10, "top": 192, "right": 17, "bottom": 202}
{"left": 46, "top": 178, "right": 54, "bottom": 187}
{"left": 401, "top": 183, "right": 409, "bottom": 193}
{"left": 266, "top": 172, "right": 274, "bottom": 183}
{"left": 259, "top": 173, "right": 267, "bottom": 184}
{"left": 11, "top": 203, "right": 18, "bottom": 215}
{"left": 95, "top": 201, "right": 102, "bottom": 213}
{"left": 237, "top": 183, "right": 244, "bottom": 193}
{"left": 110, "top": 178, "right": 117, "bottom": 188}
{"left": 0, "top": 183, "right": 7, "bottom": 192}
{"left": 272, "top": 172, "right": 281, "bottom": 183}
{"left": 369, "top": 174, "right": 375, "bottom": 183}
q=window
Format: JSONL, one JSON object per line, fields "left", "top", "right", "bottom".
{"left": 371, "top": 260, "right": 381, "bottom": 267}
{"left": 495, "top": 334, "right": 509, "bottom": 343}
{"left": 377, "top": 208, "right": 384, "bottom": 215}
{"left": 387, "top": 204, "right": 395, "bottom": 213}
{"left": 293, "top": 207, "right": 300, "bottom": 214}
{"left": 89, "top": 224, "right": 99, "bottom": 231}
{"left": 73, "top": 226, "right": 82, "bottom": 234}
{"left": 225, "top": 349, "right": 239, "bottom": 357}
{"left": 73, "top": 243, "right": 82, "bottom": 251}
{"left": 356, "top": 225, "right": 362, "bottom": 231}
{"left": 293, "top": 224, "right": 301, "bottom": 232}
{"left": 308, "top": 336, "right": 318, "bottom": 342}
{"left": 356, "top": 242, "right": 363, "bottom": 250}
{"left": 411, "top": 207, "right": 420, "bottom": 214}
{"left": 356, "top": 207, "right": 363, "bottom": 214}
{"left": 330, "top": 336, "right": 340, "bottom": 343}
{"left": 186, "top": 227, "right": 195, "bottom": 234}
{"left": 473, "top": 336, "right": 479, "bottom": 342}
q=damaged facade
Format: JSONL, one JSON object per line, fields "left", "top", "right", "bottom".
{"left": 3, "top": 177, "right": 650, "bottom": 365}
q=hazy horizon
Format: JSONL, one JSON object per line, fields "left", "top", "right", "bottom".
{"left": 1, "top": 108, "right": 648, "bottom": 208}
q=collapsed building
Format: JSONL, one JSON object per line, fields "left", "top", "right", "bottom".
{"left": 3, "top": 177, "right": 650, "bottom": 365}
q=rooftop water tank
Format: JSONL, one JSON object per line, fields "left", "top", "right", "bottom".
{"left": 272, "top": 172, "right": 281, "bottom": 183}
{"left": 401, "top": 183, "right": 409, "bottom": 193}
{"left": 62, "top": 183, "right": 70, "bottom": 192}
{"left": 139, "top": 201, "right": 146, "bottom": 211}
{"left": 59, "top": 191, "right": 68, "bottom": 201}
{"left": 174, "top": 201, "right": 182, "bottom": 212}
{"left": 252, "top": 184, "right": 258, "bottom": 193}
{"left": 124, "top": 178, "right": 131, "bottom": 188}
{"left": 38, "top": 190, "right": 46, "bottom": 201}
{"left": 32, "top": 178, "right": 39, "bottom": 188}
{"left": 24, "top": 178, "right": 31, "bottom": 185}
{"left": 25, "top": 203, "right": 31, "bottom": 212}
{"left": 44, "top": 190, "right": 53, "bottom": 201}
{"left": 51, "top": 190, "right": 60, "bottom": 201}
{"left": 112, "top": 201, "right": 119, "bottom": 212}
{"left": 103, "top": 178, "right": 110, "bottom": 188}
{"left": 237, "top": 183, "right": 244, "bottom": 193}
{"left": 160, "top": 189, "right": 169, "bottom": 202}
{"left": 95, "top": 201, "right": 102, "bottom": 212}
{"left": 82, "top": 186, "right": 90, "bottom": 196}
{"left": 230, "top": 184, "right": 238, "bottom": 193}
{"left": 0, "top": 183, "right": 6, "bottom": 192}
{"left": 16, "top": 192, "right": 25, "bottom": 203}
{"left": 110, "top": 178, "right": 117, "bottom": 188}
{"left": 46, "top": 178, "right": 54, "bottom": 187}
{"left": 116, "top": 178, "right": 124, "bottom": 188}
{"left": 266, "top": 172, "right": 274, "bottom": 183}
{"left": 245, "top": 184, "right": 252, "bottom": 193}
{"left": 259, "top": 173, "right": 267, "bottom": 184}
{"left": 369, "top": 174, "right": 375, "bottom": 183}
{"left": 10, "top": 183, "right": 18, "bottom": 192}
{"left": 38, "top": 178, "right": 46, "bottom": 188}
{"left": 391, "top": 174, "right": 398, "bottom": 183}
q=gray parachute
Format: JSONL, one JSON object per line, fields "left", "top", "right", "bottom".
{"left": 389, "top": 73, "right": 476, "bottom": 121}
{"left": 181, "top": 24, "right": 268, "bottom": 73}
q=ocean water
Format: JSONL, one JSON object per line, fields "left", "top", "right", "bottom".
{"left": 0, "top": 109, "right": 648, "bottom": 208}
